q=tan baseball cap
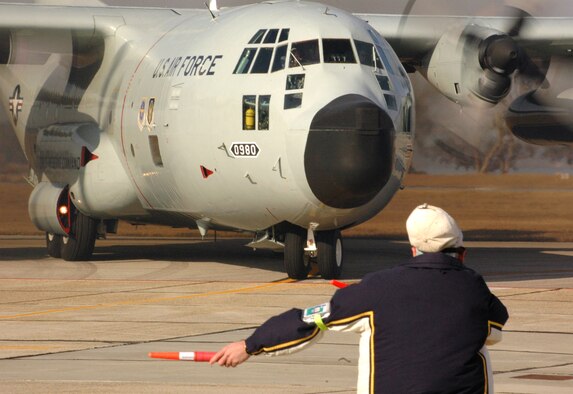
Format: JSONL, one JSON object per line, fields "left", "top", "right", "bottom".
{"left": 406, "top": 203, "right": 463, "bottom": 253}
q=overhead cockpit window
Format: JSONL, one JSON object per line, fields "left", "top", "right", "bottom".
{"left": 271, "top": 44, "right": 288, "bottom": 72}
{"left": 249, "top": 29, "right": 266, "bottom": 44}
{"left": 279, "top": 28, "right": 290, "bottom": 42}
{"left": 354, "top": 40, "right": 382, "bottom": 68}
{"left": 251, "top": 47, "right": 274, "bottom": 73}
{"left": 264, "top": 29, "right": 279, "bottom": 44}
{"left": 323, "top": 39, "right": 356, "bottom": 64}
{"left": 289, "top": 39, "right": 319, "bottom": 68}
{"left": 234, "top": 48, "right": 257, "bottom": 74}
{"left": 237, "top": 29, "right": 293, "bottom": 74}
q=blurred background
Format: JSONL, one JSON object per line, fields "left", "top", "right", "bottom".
{"left": 1, "top": 0, "right": 572, "bottom": 177}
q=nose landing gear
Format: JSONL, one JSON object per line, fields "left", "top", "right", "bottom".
{"left": 284, "top": 227, "right": 310, "bottom": 279}
{"left": 283, "top": 226, "right": 344, "bottom": 280}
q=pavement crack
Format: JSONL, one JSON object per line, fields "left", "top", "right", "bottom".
{"left": 504, "top": 330, "right": 573, "bottom": 335}
{"left": 493, "top": 349, "right": 573, "bottom": 356}
{"left": 0, "top": 282, "right": 214, "bottom": 306}
{"left": 500, "top": 288, "right": 562, "bottom": 298}
{"left": 495, "top": 362, "right": 573, "bottom": 375}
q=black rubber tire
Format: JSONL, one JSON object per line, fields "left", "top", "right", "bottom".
{"left": 316, "top": 230, "right": 344, "bottom": 279}
{"left": 46, "top": 233, "right": 62, "bottom": 258}
{"left": 61, "top": 211, "right": 97, "bottom": 261}
{"left": 284, "top": 227, "right": 309, "bottom": 280}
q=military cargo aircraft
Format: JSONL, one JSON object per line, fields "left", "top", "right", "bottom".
{"left": 1, "top": 0, "right": 571, "bottom": 279}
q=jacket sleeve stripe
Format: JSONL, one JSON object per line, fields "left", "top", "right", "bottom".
{"left": 478, "top": 349, "right": 489, "bottom": 394}
{"left": 328, "top": 311, "right": 375, "bottom": 394}
{"left": 327, "top": 310, "right": 374, "bottom": 328}
{"left": 259, "top": 326, "right": 321, "bottom": 353}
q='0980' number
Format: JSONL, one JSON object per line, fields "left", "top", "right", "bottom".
{"left": 230, "top": 143, "right": 260, "bottom": 158}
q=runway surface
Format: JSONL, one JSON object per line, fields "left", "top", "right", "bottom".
{"left": 0, "top": 236, "right": 572, "bottom": 393}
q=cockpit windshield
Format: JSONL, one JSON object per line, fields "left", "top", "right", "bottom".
{"left": 289, "top": 39, "right": 319, "bottom": 67}
{"left": 271, "top": 45, "right": 288, "bottom": 72}
{"left": 251, "top": 47, "right": 274, "bottom": 73}
{"left": 323, "top": 39, "right": 356, "bottom": 64}
{"left": 235, "top": 29, "right": 389, "bottom": 74}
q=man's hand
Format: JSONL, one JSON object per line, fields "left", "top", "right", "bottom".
{"left": 209, "top": 340, "right": 250, "bottom": 367}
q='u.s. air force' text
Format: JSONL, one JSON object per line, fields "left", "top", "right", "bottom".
{"left": 153, "top": 55, "right": 223, "bottom": 78}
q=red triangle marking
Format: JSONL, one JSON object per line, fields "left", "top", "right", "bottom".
{"left": 200, "top": 165, "right": 214, "bottom": 179}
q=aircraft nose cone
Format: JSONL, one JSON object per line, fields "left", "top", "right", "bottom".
{"left": 304, "top": 94, "right": 394, "bottom": 209}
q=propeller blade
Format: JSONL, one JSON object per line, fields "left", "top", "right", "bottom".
{"left": 504, "top": 6, "right": 532, "bottom": 37}
{"left": 503, "top": 6, "right": 550, "bottom": 88}
{"left": 517, "top": 51, "right": 550, "bottom": 88}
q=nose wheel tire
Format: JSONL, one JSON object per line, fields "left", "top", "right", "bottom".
{"left": 61, "top": 211, "right": 98, "bottom": 261}
{"left": 46, "top": 233, "right": 63, "bottom": 258}
{"left": 284, "top": 227, "right": 310, "bottom": 280}
{"left": 316, "top": 230, "right": 343, "bottom": 279}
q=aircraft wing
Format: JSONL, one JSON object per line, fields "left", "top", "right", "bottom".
{"left": 358, "top": 12, "right": 573, "bottom": 146}
{"left": 357, "top": 13, "right": 573, "bottom": 63}
{"left": 0, "top": 3, "right": 202, "bottom": 34}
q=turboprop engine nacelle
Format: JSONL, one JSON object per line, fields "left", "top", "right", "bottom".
{"left": 31, "top": 123, "right": 145, "bottom": 219}
{"left": 33, "top": 123, "right": 98, "bottom": 186}
{"left": 422, "top": 25, "right": 519, "bottom": 106}
{"left": 28, "top": 182, "right": 71, "bottom": 236}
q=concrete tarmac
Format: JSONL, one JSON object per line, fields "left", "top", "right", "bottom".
{"left": 0, "top": 236, "right": 572, "bottom": 393}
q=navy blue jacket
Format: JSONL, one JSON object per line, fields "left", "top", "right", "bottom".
{"left": 246, "top": 253, "right": 509, "bottom": 393}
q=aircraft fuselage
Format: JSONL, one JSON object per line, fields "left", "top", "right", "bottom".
{"left": 1, "top": 1, "right": 414, "bottom": 277}
{"left": 115, "top": 2, "right": 413, "bottom": 232}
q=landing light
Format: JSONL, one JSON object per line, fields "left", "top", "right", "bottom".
{"left": 58, "top": 205, "right": 68, "bottom": 215}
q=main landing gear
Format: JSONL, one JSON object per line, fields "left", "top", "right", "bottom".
{"left": 316, "top": 229, "right": 343, "bottom": 279}
{"left": 283, "top": 226, "right": 344, "bottom": 280}
{"left": 46, "top": 210, "right": 98, "bottom": 261}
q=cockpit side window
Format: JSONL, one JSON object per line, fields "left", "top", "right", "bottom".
{"left": 289, "top": 39, "right": 319, "bottom": 68}
{"left": 354, "top": 40, "right": 382, "bottom": 68}
{"left": 249, "top": 29, "right": 266, "bottom": 44}
{"left": 271, "top": 44, "right": 288, "bottom": 72}
{"left": 376, "top": 75, "right": 391, "bottom": 90}
{"left": 323, "top": 39, "right": 356, "bottom": 64}
{"left": 234, "top": 48, "right": 258, "bottom": 74}
{"left": 377, "top": 46, "right": 398, "bottom": 75}
{"left": 367, "top": 30, "right": 398, "bottom": 75}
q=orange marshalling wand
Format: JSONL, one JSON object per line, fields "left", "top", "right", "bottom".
{"left": 330, "top": 280, "right": 349, "bottom": 289}
{"left": 148, "top": 351, "right": 216, "bottom": 362}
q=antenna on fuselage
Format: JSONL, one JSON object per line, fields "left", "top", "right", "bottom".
{"left": 205, "top": 0, "right": 219, "bottom": 20}
{"left": 323, "top": 7, "right": 337, "bottom": 17}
